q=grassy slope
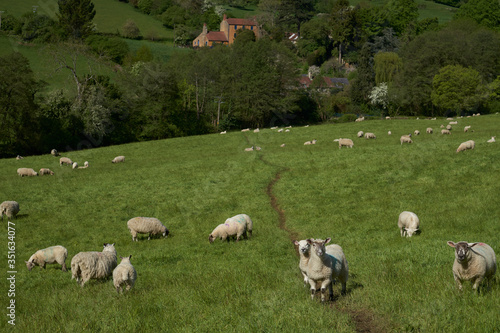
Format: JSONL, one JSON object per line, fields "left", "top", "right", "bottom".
{"left": 1, "top": 115, "right": 499, "bottom": 331}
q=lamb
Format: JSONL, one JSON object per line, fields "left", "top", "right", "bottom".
{"left": 447, "top": 241, "right": 496, "bottom": 291}
{"left": 39, "top": 168, "right": 54, "bottom": 175}
{"left": 0, "top": 201, "right": 20, "bottom": 220}
{"left": 441, "top": 129, "right": 451, "bottom": 135}
{"left": 59, "top": 157, "right": 73, "bottom": 166}
{"left": 398, "top": 211, "right": 420, "bottom": 237}
{"left": 292, "top": 239, "right": 311, "bottom": 286}
{"left": 127, "top": 217, "right": 169, "bottom": 241}
{"left": 72, "top": 162, "right": 78, "bottom": 169}
{"left": 414, "top": 130, "right": 420, "bottom": 135}
{"left": 325, "top": 243, "right": 349, "bottom": 295}
{"left": 456, "top": 140, "right": 475, "bottom": 153}
{"left": 364, "top": 132, "right": 376, "bottom": 139}
{"left": 270, "top": 126, "right": 278, "bottom": 130}
{"left": 357, "top": 131, "right": 364, "bottom": 138}
{"left": 16, "top": 155, "right": 24, "bottom": 160}
{"left": 112, "top": 156, "right": 125, "bottom": 163}
{"left": 25, "top": 245, "right": 68, "bottom": 272}
{"left": 304, "top": 140, "right": 317, "bottom": 145}
{"left": 334, "top": 138, "right": 354, "bottom": 149}
{"left": 208, "top": 214, "right": 253, "bottom": 243}
{"left": 78, "top": 161, "right": 89, "bottom": 169}
{"left": 426, "top": 128, "right": 433, "bottom": 134}
{"left": 113, "top": 255, "right": 137, "bottom": 293}
{"left": 487, "top": 136, "right": 495, "bottom": 143}
{"left": 400, "top": 135, "right": 413, "bottom": 145}
{"left": 464, "top": 126, "right": 471, "bottom": 132}
{"left": 244, "top": 146, "right": 254, "bottom": 151}
{"left": 71, "top": 243, "right": 118, "bottom": 287}
{"left": 51, "top": 149, "right": 59, "bottom": 156}
{"left": 17, "top": 168, "right": 38, "bottom": 177}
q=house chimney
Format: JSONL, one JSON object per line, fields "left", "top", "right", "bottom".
{"left": 223, "top": 14, "right": 227, "bottom": 21}
{"left": 203, "top": 23, "right": 207, "bottom": 34}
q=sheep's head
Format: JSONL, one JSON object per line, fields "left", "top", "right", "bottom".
{"left": 307, "top": 238, "right": 331, "bottom": 257}
{"left": 405, "top": 227, "right": 419, "bottom": 237}
{"left": 25, "top": 259, "right": 35, "bottom": 271}
{"left": 208, "top": 234, "right": 215, "bottom": 244}
{"left": 293, "top": 240, "right": 311, "bottom": 256}
{"left": 447, "top": 241, "right": 478, "bottom": 263}
{"left": 162, "top": 226, "right": 169, "bottom": 238}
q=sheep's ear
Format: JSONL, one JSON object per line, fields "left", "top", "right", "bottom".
{"left": 292, "top": 240, "right": 299, "bottom": 245}
{"left": 324, "top": 237, "right": 331, "bottom": 244}
{"left": 447, "top": 241, "right": 456, "bottom": 248}
{"left": 306, "top": 239, "right": 312, "bottom": 244}
{"left": 25, "top": 261, "right": 29, "bottom": 264}
{"left": 128, "top": 255, "right": 132, "bottom": 259}
{"left": 120, "top": 256, "right": 123, "bottom": 259}
{"left": 112, "top": 243, "right": 115, "bottom": 246}
{"left": 469, "top": 242, "right": 479, "bottom": 248}
{"left": 103, "top": 243, "right": 108, "bottom": 247}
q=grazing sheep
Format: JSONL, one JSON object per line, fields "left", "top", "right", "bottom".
{"left": 59, "top": 157, "right": 73, "bottom": 166}
{"left": 325, "top": 243, "right": 349, "bottom": 295}
{"left": 446, "top": 117, "right": 454, "bottom": 120}
{"left": 400, "top": 135, "right": 413, "bottom": 145}
{"left": 414, "top": 130, "right": 420, "bottom": 135}
{"left": 16, "top": 155, "right": 24, "bottom": 160}
{"left": 270, "top": 126, "right": 278, "bottom": 130}
{"left": 426, "top": 128, "right": 433, "bottom": 134}
{"left": 388, "top": 130, "right": 392, "bottom": 135}
{"left": 385, "top": 116, "right": 391, "bottom": 120}
{"left": 334, "top": 138, "right": 354, "bottom": 149}
{"left": 456, "top": 140, "right": 475, "bottom": 153}
{"left": 304, "top": 140, "right": 317, "bottom": 145}
{"left": 255, "top": 146, "right": 262, "bottom": 151}
{"left": 285, "top": 129, "right": 290, "bottom": 132}
{"left": 355, "top": 117, "right": 365, "bottom": 122}
{"left": 244, "top": 146, "right": 254, "bottom": 152}
{"left": 446, "top": 125, "right": 452, "bottom": 130}
{"left": 253, "top": 128, "right": 260, "bottom": 133}
{"left": 208, "top": 214, "right": 253, "bottom": 243}
{"left": 280, "top": 143, "right": 286, "bottom": 147}
{"left": 398, "top": 211, "right": 420, "bottom": 237}
{"left": 441, "top": 129, "right": 451, "bottom": 135}
{"left": 285, "top": 126, "right": 292, "bottom": 129}
{"left": 440, "top": 125, "right": 445, "bottom": 128}
{"left": 113, "top": 255, "right": 137, "bottom": 293}
{"left": 71, "top": 243, "right": 118, "bottom": 287}
{"left": 431, "top": 117, "right": 437, "bottom": 120}
{"left": 220, "top": 131, "right": 226, "bottom": 134}
{"left": 39, "top": 168, "right": 54, "bottom": 175}
{"left": 357, "top": 131, "right": 364, "bottom": 138}
{"left": 449, "top": 121, "right": 458, "bottom": 125}
{"left": 364, "top": 132, "right": 376, "bottom": 139}
{"left": 127, "top": 217, "right": 169, "bottom": 242}
{"left": 306, "top": 238, "right": 337, "bottom": 302}
{"left": 17, "top": 168, "right": 38, "bottom": 177}
{"left": 51, "top": 149, "right": 59, "bottom": 156}
{"left": 447, "top": 241, "right": 496, "bottom": 291}
{"left": 78, "top": 161, "right": 89, "bottom": 169}
{"left": 0, "top": 201, "right": 20, "bottom": 220}
{"left": 464, "top": 126, "right": 471, "bottom": 132}
{"left": 292, "top": 239, "right": 311, "bottom": 286}
{"left": 25, "top": 245, "right": 68, "bottom": 272}
{"left": 241, "top": 128, "right": 250, "bottom": 132}
{"left": 112, "top": 156, "right": 125, "bottom": 163}
{"left": 278, "top": 129, "right": 284, "bottom": 133}
{"left": 487, "top": 136, "right": 496, "bottom": 143}
{"left": 72, "top": 162, "right": 78, "bottom": 169}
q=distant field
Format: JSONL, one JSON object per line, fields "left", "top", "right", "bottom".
{"left": 124, "top": 39, "right": 191, "bottom": 63}
{"left": 1, "top": 115, "right": 499, "bottom": 331}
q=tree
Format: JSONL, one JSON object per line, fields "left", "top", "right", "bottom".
{"left": 384, "top": 0, "right": 419, "bottom": 36}
{"left": 431, "top": 65, "right": 483, "bottom": 115}
{"left": 374, "top": 52, "right": 402, "bottom": 84}
{"left": 454, "top": 0, "right": 500, "bottom": 31}
{"left": 57, "top": 0, "right": 96, "bottom": 39}
{"left": 330, "top": 0, "right": 360, "bottom": 63}
{"left": 122, "top": 19, "right": 141, "bottom": 39}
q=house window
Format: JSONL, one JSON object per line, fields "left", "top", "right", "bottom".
{"left": 205, "top": 41, "right": 207, "bottom": 46}
{"left": 251, "top": 26, "right": 253, "bottom": 30}
{"left": 234, "top": 33, "right": 237, "bottom": 38}
{"left": 242, "top": 25, "right": 245, "bottom": 29}
{"left": 234, "top": 25, "right": 237, "bottom": 29}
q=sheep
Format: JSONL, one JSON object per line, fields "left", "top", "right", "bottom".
{"left": 446, "top": 125, "right": 452, "bottom": 130}
{"left": 357, "top": 131, "right": 364, "bottom": 138}
{"left": 71, "top": 243, "right": 118, "bottom": 287}
{"left": 270, "top": 126, "right": 278, "bottom": 130}
{"left": 355, "top": 116, "right": 365, "bottom": 122}
{"left": 278, "top": 129, "right": 284, "bottom": 133}
{"left": 280, "top": 143, "right": 286, "bottom": 147}
{"left": 306, "top": 238, "right": 338, "bottom": 302}
{"left": 241, "top": 128, "right": 250, "bottom": 132}
{"left": 487, "top": 136, "right": 496, "bottom": 143}
{"left": 244, "top": 146, "right": 254, "bottom": 152}
{"left": 25, "top": 245, "right": 68, "bottom": 272}
{"left": 364, "top": 132, "right": 376, "bottom": 139}
{"left": 446, "top": 117, "right": 454, "bottom": 120}
{"left": 456, "top": 140, "right": 475, "bottom": 153}
{"left": 59, "top": 157, "right": 73, "bottom": 166}
{"left": 127, "top": 217, "right": 169, "bottom": 242}
{"left": 400, "top": 135, "right": 413, "bottom": 145}
{"left": 78, "top": 161, "right": 89, "bottom": 169}
{"left": 325, "top": 243, "right": 349, "bottom": 295}
{"left": 334, "top": 138, "right": 354, "bottom": 149}
{"left": 17, "top": 168, "right": 38, "bottom": 177}
{"left": 72, "top": 162, "right": 78, "bottom": 169}
{"left": 385, "top": 116, "right": 391, "bottom": 120}
{"left": 51, "top": 149, "right": 60, "bottom": 156}
{"left": 112, "top": 156, "right": 125, "bottom": 163}
{"left": 253, "top": 128, "right": 260, "bottom": 133}
{"left": 431, "top": 117, "right": 437, "bottom": 120}
{"left": 388, "top": 130, "right": 392, "bottom": 135}
{"left": 113, "top": 255, "right": 137, "bottom": 293}
{"left": 220, "top": 131, "right": 226, "bottom": 134}
{"left": 304, "top": 140, "right": 317, "bottom": 145}
{"left": 285, "top": 126, "right": 292, "bottom": 128}
{"left": 449, "top": 121, "right": 458, "bottom": 125}
{"left": 255, "top": 146, "right": 262, "bottom": 151}
{"left": 441, "top": 129, "right": 451, "bottom": 135}
{"left": 39, "top": 168, "right": 54, "bottom": 175}
{"left": 464, "top": 126, "right": 471, "bottom": 132}
{"left": 208, "top": 214, "right": 253, "bottom": 243}
{"left": 292, "top": 239, "right": 311, "bottom": 286}
{"left": 0, "top": 201, "right": 20, "bottom": 220}
{"left": 398, "top": 211, "right": 420, "bottom": 237}
{"left": 447, "top": 241, "right": 496, "bottom": 291}
{"left": 426, "top": 128, "right": 433, "bottom": 134}
{"left": 16, "top": 155, "right": 24, "bottom": 160}
{"left": 285, "top": 129, "right": 290, "bottom": 132}
{"left": 414, "top": 130, "right": 420, "bottom": 135}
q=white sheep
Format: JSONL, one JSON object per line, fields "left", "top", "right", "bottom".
{"left": 113, "top": 255, "right": 137, "bottom": 293}
{"left": 304, "top": 140, "right": 317, "bottom": 145}
{"left": 440, "top": 124, "right": 445, "bottom": 128}
{"left": 364, "top": 132, "right": 376, "bottom": 139}
{"left": 39, "top": 168, "right": 54, "bottom": 175}
{"left": 244, "top": 146, "right": 254, "bottom": 151}
{"left": 59, "top": 157, "right": 73, "bottom": 166}
{"left": 446, "top": 124, "right": 452, "bottom": 130}
{"left": 78, "top": 161, "right": 89, "bottom": 169}
{"left": 17, "top": 168, "right": 38, "bottom": 177}
{"left": 441, "top": 129, "right": 451, "bottom": 135}
{"left": 280, "top": 143, "right": 286, "bottom": 147}
{"left": 388, "top": 130, "right": 392, "bottom": 135}
{"left": 385, "top": 116, "right": 391, "bottom": 120}
{"left": 0, "top": 201, "right": 20, "bottom": 220}
{"left": 464, "top": 126, "right": 471, "bottom": 132}
{"left": 220, "top": 131, "right": 226, "bottom": 134}
{"left": 72, "top": 162, "right": 78, "bottom": 169}
{"left": 208, "top": 214, "right": 253, "bottom": 243}
{"left": 255, "top": 146, "right": 262, "bottom": 151}
{"left": 51, "top": 149, "right": 59, "bottom": 156}
{"left": 355, "top": 117, "right": 365, "bottom": 122}
{"left": 447, "top": 241, "right": 496, "bottom": 291}
{"left": 306, "top": 238, "right": 337, "bottom": 302}
{"left": 71, "top": 243, "right": 118, "bottom": 287}
{"left": 112, "top": 156, "right": 125, "bottom": 163}
{"left": 398, "top": 211, "right": 420, "bottom": 237}
{"left": 334, "top": 138, "right": 354, "bottom": 149}
{"left": 449, "top": 121, "right": 458, "bottom": 125}
{"left": 25, "top": 245, "right": 68, "bottom": 272}
{"left": 292, "top": 239, "right": 311, "bottom": 286}
{"left": 127, "top": 217, "right": 169, "bottom": 242}
{"left": 285, "top": 129, "right": 290, "bottom": 132}
{"left": 253, "top": 128, "right": 260, "bottom": 133}
{"left": 414, "top": 130, "right": 420, "bottom": 135}
{"left": 426, "top": 128, "right": 433, "bottom": 134}
{"left": 456, "top": 140, "right": 475, "bottom": 153}
{"left": 446, "top": 117, "right": 454, "bottom": 120}
{"left": 16, "top": 155, "right": 24, "bottom": 160}
{"left": 487, "top": 136, "right": 495, "bottom": 143}
{"left": 325, "top": 243, "right": 349, "bottom": 295}
{"left": 278, "top": 129, "right": 284, "bottom": 133}
{"left": 270, "top": 126, "right": 278, "bottom": 130}
{"left": 357, "top": 131, "right": 364, "bottom": 138}
{"left": 241, "top": 128, "right": 250, "bottom": 132}
{"left": 400, "top": 135, "right": 413, "bottom": 145}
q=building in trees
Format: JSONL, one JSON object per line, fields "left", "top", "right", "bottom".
{"left": 193, "top": 14, "right": 260, "bottom": 47}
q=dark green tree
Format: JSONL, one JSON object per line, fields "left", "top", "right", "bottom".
{"left": 330, "top": 0, "right": 361, "bottom": 63}
{"left": 57, "top": 0, "right": 96, "bottom": 39}
{"left": 384, "top": 0, "right": 419, "bottom": 36}
{"left": 454, "top": 0, "right": 500, "bottom": 30}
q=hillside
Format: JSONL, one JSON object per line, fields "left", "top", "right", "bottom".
{"left": 1, "top": 115, "right": 499, "bottom": 331}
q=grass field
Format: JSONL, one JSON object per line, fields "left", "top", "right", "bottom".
{"left": 1, "top": 115, "right": 499, "bottom": 331}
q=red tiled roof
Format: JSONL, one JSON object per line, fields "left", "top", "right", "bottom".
{"left": 206, "top": 31, "right": 228, "bottom": 42}
{"left": 226, "top": 18, "right": 257, "bottom": 26}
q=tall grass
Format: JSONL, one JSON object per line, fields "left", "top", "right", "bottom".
{"left": 1, "top": 115, "right": 499, "bottom": 332}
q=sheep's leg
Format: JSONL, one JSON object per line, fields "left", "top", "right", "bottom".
{"left": 454, "top": 275, "right": 463, "bottom": 291}
{"left": 61, "top": 263, "right": 67, "bottom": 272}
{"left": 148, "top": 233, "right": 151, "bottom": 240}
{"left": 308, "top": 280, "right": 317, "bottom": 300}
{"left": 301, "top": 272, "right": 309, "bottom": 286}
{"left": 320, "top": 279, "right": 332, "bottom": 303}
{"left": 341, "top": 282, "right": 347, "bottom": 295}
{"left": 472, "top": 276, "right": 484, "bottom": 291}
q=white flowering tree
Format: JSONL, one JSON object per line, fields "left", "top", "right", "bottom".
{"left": 369, "top": 82, "right": 388, "bottom": 109}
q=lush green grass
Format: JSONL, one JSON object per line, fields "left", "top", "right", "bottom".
{"left": 124, "top": 39, "right": 191, "bottom": 63}
{"left": 1, "top": 115, "right": 499, "bottom": 331}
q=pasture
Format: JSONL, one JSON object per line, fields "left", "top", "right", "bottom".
{"left": 1, "top": 115, "right": 499, "bottom": 332}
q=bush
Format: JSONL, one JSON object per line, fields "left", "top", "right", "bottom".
{"left": 85, "top": 35, "right": 129, "bottom": 64}
{"left": 122, "top": 19, "right": 141, "bottom": 39}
